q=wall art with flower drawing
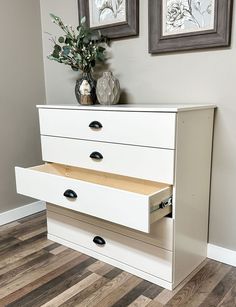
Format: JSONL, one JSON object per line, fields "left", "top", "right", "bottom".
{"left": 78, "top": 0, "right": 139, "bottom": 39}
{"left": 149, "top": 0, "right": 232, "bottom": 53}
{"left": 89, "top": 0, "right": 127, "bottom": 28}
{"left": 163, "top": 0, "right": 215, "bottom": 36}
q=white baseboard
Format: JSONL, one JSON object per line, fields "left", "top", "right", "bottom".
{"left": 207, "top": 244, "right": 236, "bottom": 267}
{"left": 0, "top": 201, "right": 46, "bottom": 226}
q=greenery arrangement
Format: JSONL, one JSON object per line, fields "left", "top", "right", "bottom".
{"left": 48, "top": 14, "right": 108, "bottom": 73}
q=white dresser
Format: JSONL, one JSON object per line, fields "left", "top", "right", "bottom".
{"left": 15, "top": 104, "right": 215, "bottom": 290}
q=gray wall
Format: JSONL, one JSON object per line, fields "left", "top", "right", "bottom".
{"left": 0, "top": 0, "right": 45, "bottom": 213}
{"left": 40, "top": 0, "right": 236, "bottom": 251}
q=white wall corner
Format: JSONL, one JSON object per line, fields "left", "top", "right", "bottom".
{"left": 0, "top": 201, "right": 46, "bottom": 226}
{"left": 208, "top": 243, "right": 236, "bottom": 267}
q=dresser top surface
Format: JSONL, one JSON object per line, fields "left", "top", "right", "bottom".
{"left": 37, "top": 104, "right": 216, "bottom": 112}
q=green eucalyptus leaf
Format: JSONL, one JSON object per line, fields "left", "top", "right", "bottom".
{"left": 98, "top": 46, "right": 105, "bottom": 52}
{"left": 97, "top": 52, "right": 105, "bottom": 61}
{"left": 65, "top": 37, "right": 72, "bottom": 45}
{"left": 58, "top": 37, "right": 64, "bottom": 43}
{"left": 47, "top": 55, "right": 55, "bottom": 60}
{"left": 50, "top": 13, "right": 60, "bottom": 21}
{"left": 54, "top": 44, "right": 61, "bottom": 51}
{"left": 83, "top": 37, "right": 89, "bottom": 44}
{"left": 52, "top": 50, "right": 60, "bottom": 58}
{"left": 81, "top": 16, "right": 86, "bottom": 24}
{"left": 76, "top": 53, "right": 82, "bottom": 61}
{"left": 62, "top": 45, "right": 71, "bottom": 56}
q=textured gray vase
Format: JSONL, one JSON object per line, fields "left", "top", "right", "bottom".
{"left": 96, "top": 71, "right": 120, "bottom": 105}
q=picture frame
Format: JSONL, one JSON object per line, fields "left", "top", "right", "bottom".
{"left": 149, "top": 0, "right": 233, "bottom": 53}
{"left": 78, "top": 0, "right": 139, "bottom": 39}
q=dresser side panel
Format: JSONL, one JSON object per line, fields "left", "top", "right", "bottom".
{"left": 173, "top": 109, "right": 214, "bottom": 286}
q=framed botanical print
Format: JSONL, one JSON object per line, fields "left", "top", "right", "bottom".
{"left": 78, "top": 0, "right": 139, "bottom": 39}
{"left": 149, "top": 0, "right": 233, "bottom": 53}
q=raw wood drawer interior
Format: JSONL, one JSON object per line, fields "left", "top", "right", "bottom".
{"left": 33, "top": 163, "right": 171, "bottom": 196}
{"left": 15, "top": 163, "right": 172, "bottom": 232}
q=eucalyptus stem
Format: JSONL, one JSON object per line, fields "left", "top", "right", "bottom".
{"left": 48, "top": 14, "right": 108, "bottom": 73}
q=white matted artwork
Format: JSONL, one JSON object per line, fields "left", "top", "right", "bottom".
{"left": 162, "top": 0, "right": 216, "bottom": 36}
{"left": 89, "top": 0, "right": 127, "bottom": 28}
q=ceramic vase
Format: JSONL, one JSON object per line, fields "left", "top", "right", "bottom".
{"left": 96, "top": 71, "right": 120, "bottom": 105}
{"left": 75, "top": 72, "right": 97, "bottom": 105}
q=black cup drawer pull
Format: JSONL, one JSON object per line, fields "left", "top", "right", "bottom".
{"left": 89, "top": 121, "right": 103, "bottom": 129}
{"left": 93, "top": 236, "right": 106, "bottom": 246}
{"left": 63, "top": 189, "right": 77, "bottom": 199}
{"left": 90, "top": 151, "right": 103, "bottom": 160}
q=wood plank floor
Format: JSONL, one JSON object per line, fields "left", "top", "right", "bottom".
{"left": 0, "top": 211, "right": 235, "bottom": 307}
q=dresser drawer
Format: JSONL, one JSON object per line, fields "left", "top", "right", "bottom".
{"left": 41, "top": 136, "right": 175, "bottom": 184}
{"left": 15, "top": 163, "right": 172, "bottom": 233}
{"left": 39, "top": 109, "right": 176, "bottom": 149}
{"left": 47, "top": 211, "right": 173, "bottom": 282}
{"left": 47, "top": 204, "right": 174, "bottom": 251}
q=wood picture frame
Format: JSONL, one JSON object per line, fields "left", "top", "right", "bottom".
{"left": 149, "top": 0, "right": 233, "bottom": 53}
{"left": 78, "top": 0, "right": 139, "bottom": 39}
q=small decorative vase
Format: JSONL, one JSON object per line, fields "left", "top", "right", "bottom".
{"left": 96, "top": 71, "right": 120, "bottom": 105}
{"left": 75, "top": 72, "right": 97, "bottom": 105}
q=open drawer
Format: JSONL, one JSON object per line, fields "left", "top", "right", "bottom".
{"left": 15, "top": 163, "right": 172, "bottom": 233}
